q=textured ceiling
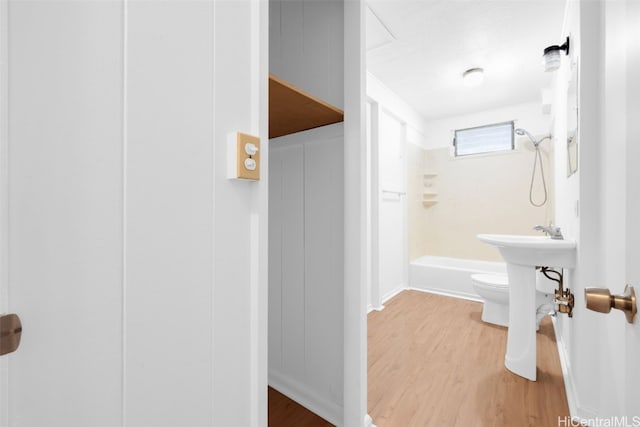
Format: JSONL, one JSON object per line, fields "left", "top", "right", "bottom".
{"left": 366, "top": 0, "right": 567, "bottom": 120}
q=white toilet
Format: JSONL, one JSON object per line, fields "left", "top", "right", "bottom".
{"left": 471, "top": 272, "right": 555, "bottom": 328}
{"left": 471, "top": 273, "right": 510, "bottom": 327}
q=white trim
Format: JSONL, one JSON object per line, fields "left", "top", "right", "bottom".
{"left": 121, "top": 1, "right": 129, "bottom": 426}
{"left": 551, "top": 317, "right": 598, "bottom": 424}
{"left": 254, "top": 0, "right": 270, "bottom": 425}
{"left": 248, "top": 0, "right": 269, "bottom": 425}
{"left": 406, "top": 286, "right": 483, "bottom": 303}
{"left": 269, "top": 370, "right": 342, "bottom": 426}
{"left": 364, "top": 413, "right": 377, "bottom": 427}
{"left": 367, "top": 304, "right": 384, "bottom": 314}
{"left": 368, "top": 100, "right": 382, "bottom": 310}
{"left": 0, "top": 0, "right": 9, "bottom": 425}
{"left": 343, "top": 1, "right": 367, "bottom": 426}
{"left": 380, "top": 284, "right": 406, "bottom": 305}
{"left": 210, "top": 2, "right": 217, "bottom": 427}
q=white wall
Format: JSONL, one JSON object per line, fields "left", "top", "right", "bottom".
{"left": 268, "top": 2, "right": 349, "bottom": 424}
{"left": 367, "top": 73, "right": 428, "bottom": 147}
{"left": 269, "top": 125, "right": 344, "bottom": 425}
{"left": 550, "top": 0, "right": 602, "bottom": 420}
{"left": 422, "top": 145, "right": 554, "bottom": 262}
{"left": 550, "top": 0, "right": 640, "bottom": 421}
{"left": 1, "top": 1, "right": 268, "bottom": 426}
{"left": 0, "top": 1, "right": 8, "bottom": 423}
{"left": 417, "top": 102, "right": 553, "bottom": 262}
{"left": 343, "top": 2, "right": 368, "bottom": 425}
{"left": 270, "top": 0, "right": 344, "bottom": 109}
{"left": 8, "top": 4, "right": 124, "bottom": 425}
{"left": 424, "top": 101, "right": 552, "bottom": 150}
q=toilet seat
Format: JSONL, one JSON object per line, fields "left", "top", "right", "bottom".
{"left": 471, "top": 273, "right": 508, "bottom": 289}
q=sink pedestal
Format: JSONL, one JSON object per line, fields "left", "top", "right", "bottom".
{"left": 477, "top": 233, "right": 576, "bottom": 382}
{"left": 505, "top": 263, "right": 538, "bottom": 381}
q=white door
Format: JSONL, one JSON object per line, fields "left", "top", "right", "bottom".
{"left": 621, "top": 0, "right": 639, "bottom": 416}
{"left": 597, "top": 0, "right": 640, "bottom": 419}
{"left": 377, "top": 109, "right": 407, "bottom": 304}
{"left": 0, "top": 1, "right": 268, "bottom": 426}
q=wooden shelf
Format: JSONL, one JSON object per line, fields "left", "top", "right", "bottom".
{"left": 269, "top": 74, "right": 344, "bottom": 139}
{"left": 422, "top": 200, "right": 438, "bottom": 207}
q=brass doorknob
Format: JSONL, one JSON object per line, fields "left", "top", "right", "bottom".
{"left": 585, "top": 285, "right": 636, "bottom": 324}
{"left": 0, "top": 313, "right": 22, "bottom": 356}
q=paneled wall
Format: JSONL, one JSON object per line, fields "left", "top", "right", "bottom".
{"left": 269, "top": 124, "right": 344, "bottom": 425}
{"left": 268, "top": 1, "right": 345, "bottom": 423}
{"left": 270, "top": 0, "right": 344, "bottom": 108}
{"left": 2, "top": 1, "right": 268, "bottom": 426}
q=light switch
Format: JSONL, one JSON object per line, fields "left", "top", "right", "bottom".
{"left": 227, "top": 132, "right": 260, "bottom": 181}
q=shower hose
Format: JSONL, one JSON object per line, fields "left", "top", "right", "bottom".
{"left": 529, "top": 145, "right": 548, "bottom": 207}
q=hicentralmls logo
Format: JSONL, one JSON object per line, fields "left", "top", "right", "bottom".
{"left": 558, "top": 416, "right": 640, "bottom": 427}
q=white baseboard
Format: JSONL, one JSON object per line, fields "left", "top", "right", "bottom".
{"left": 551, "top": 317, "right": 598, "bottom": 424}
{"left": 269, "top": 369, "right": 342, "bottom": 426}
{"left": 380, "top": 284, "right": 406, "bottom": 305}
{"left": 407, "top": 286, "right": 483, "bottom": 303}
{"left": 364, "top": 413, "right": 376, "bottom": 427}
{"left": 367, "top": 304, "right": 384, "bottom": 314}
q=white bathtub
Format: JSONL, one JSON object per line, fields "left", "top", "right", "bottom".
{"left": 409, "top": 255, "right": 507, "bottom": 301}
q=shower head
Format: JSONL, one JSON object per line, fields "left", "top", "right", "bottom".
{"left": 515, "top": 128, "right": 551, "bottom": 147}
{"left": 515, "top": 127, "right": 535, "bottom": 140}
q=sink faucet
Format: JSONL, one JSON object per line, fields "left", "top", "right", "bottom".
{"left": 534, "top": 224, "right": 564, "bottom": 240}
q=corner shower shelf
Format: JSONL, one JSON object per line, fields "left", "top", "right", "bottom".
{"left": 269, "top": 74, "right": 344, "bottom": 139}
{"left": 422, "top": 192, "right": 438, "bottom": 208}
{"left": 423, "top": 172, "right": 438, "bottom": 187}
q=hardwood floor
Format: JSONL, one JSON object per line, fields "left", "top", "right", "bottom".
{"left": 268, "top": 387, "right": 334, "bottom": 427}
{"left": 269, "top": 290, "right": 569, "bottom": 426}
{"left": 368, "top": 290, "right": 570, "bottom": 427}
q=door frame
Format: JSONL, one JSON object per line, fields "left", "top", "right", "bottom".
{"left": 366, "top": 98, "right": 382, "bottom": 311}
{"left": 343, "top": 1, "right": 369, "bottom": 426}
{"left": 1, "top": 0, "right": 10, "bottom": 424}
{"left": 623, "top": 0, "right": 640, "bottom": 413}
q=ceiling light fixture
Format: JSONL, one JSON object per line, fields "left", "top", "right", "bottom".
{"left": 543, "top": 36, "right": 570, "bottom": 72}
{"left": 462, "top": 67, "right": 484, "bottom": 87}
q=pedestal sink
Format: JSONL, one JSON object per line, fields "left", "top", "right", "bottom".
{"left": 477, "top": 234, "right": 576, "bottom": 381}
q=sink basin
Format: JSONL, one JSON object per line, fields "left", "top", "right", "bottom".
{"left": 477, "top": 234, "right": 576, "bottom": 268}
{"left": 477, "top": 233, "right": 577, "bottom": 381}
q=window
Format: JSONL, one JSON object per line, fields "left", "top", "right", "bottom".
{"left": 453, "top": 121, "right": 514, "bottom": 157}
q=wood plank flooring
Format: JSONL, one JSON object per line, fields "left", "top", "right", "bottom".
{"left": 368, "top": 290, "right": 570, "bottom": 427}
{"left": 269, "top": 290, "right": 569, "bottom": 426}
{"left": 268, "top": 387, "right": 334, "bottom": 427}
